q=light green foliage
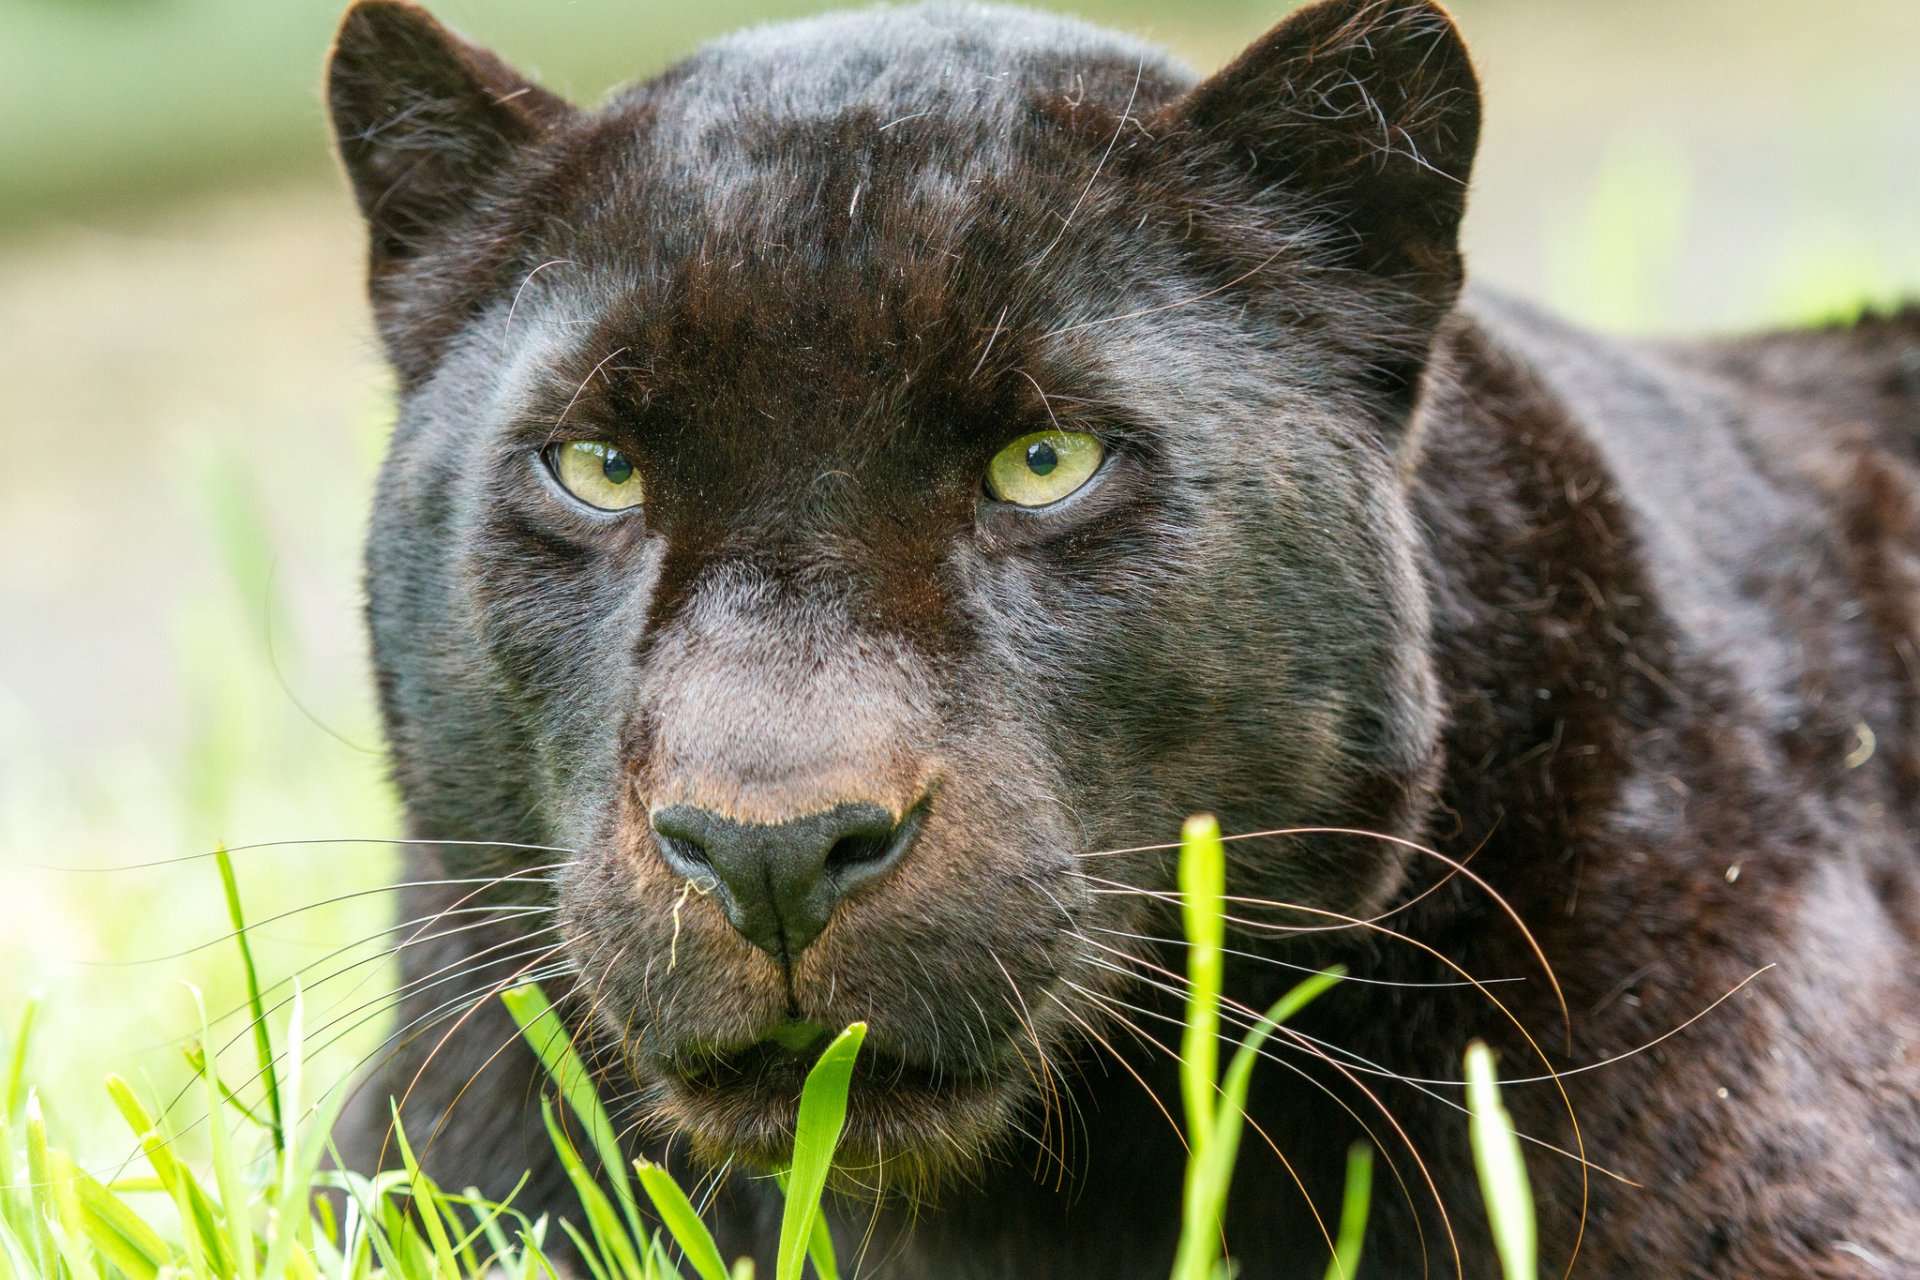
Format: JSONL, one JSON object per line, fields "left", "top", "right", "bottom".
{"left": 501, "top": 983, "right": 650, "bottom": 1253}
{"left": 1466, "top": 1041, "right": 1537, "bottom": 1280}
{"left": 1167, "top": 814, "right": 1361, "bottom": 1280}
{"left": 0, "top": 815, "right": 1547, "bottom": 1278}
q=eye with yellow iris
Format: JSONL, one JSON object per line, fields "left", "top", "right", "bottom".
{"left": 984, "top": 430, "right": 1106, "bottom": 508}
{"left": 548, "top": 440, "right": 645, "bottom": 512}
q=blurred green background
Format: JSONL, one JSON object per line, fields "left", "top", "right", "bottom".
{"left": 1, "top": 0, "right": 1917, "bottom": 1167}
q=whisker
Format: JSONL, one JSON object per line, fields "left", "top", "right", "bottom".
{"left": 1027, "top": 52, "right": 1144, "bottom": 270}
{"left": 262, "top": 928, "right": 571, "bottom": 1079}
{"left": 1062, "top": 980, "right": 1407, "bottom": 1280}
{"left": 1037, "top": 987, "right": 1189, "bottom": 1158}
{"left": 197, "top": 905, "right": 554, "bottom": 1060}
{"left": 112, "top": 951, "right": 579, "bottom": 1177}
{"left": 987, "top": 949, "right": 1073, "bottom": 1188}
{"left": 74, "top": 864, "right": 572, "bottom": 967}
{"left": 377, "top": 941, "right": 574, "bottom": 1173}
{"left": 1076, "top": 822, "right": 1566, "bottom": 1037}
{"left": 1080, "top": 868, "right": 1592, "bottom": 1225}
{"left": 1078, "top": 940, "right": 1633, "bottom": 1186}
{"left": 1083, "top": 923, "right": 1524, "bottom": 990}
{"left": 13, "top": 837, "right": 580, "bottom": 875}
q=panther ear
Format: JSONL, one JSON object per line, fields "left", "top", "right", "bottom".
{"left": 327, "top": 1, "right": 575, "bottom": 272}
{"left": 1172, "top": 0, "right": 1480, "bottom": 318}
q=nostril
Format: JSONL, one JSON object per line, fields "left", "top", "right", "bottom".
{"left": 824, "top": 829, "right": 894, "bottom": 870}
{"left": 650, "top": 811, "right": 716, "bottom": 879}
{"left": 825, "top": 801, "right": 928, "bottom": 883}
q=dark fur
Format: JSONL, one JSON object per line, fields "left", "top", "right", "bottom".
{"left": 326, "top": 1, "right": 1920, "bottom": 1274}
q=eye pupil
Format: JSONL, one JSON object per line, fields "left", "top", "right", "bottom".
{"left": 601, "top": 450, "right": 634, "bottom": 485}
{"left": 1025, "top": 441, "right": 1059, "bottom": 476}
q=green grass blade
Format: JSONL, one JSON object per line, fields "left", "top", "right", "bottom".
{"left": 67, "top": 1156, "right": 169, "bottom": 1280}
{"left": 259, "top": 1078, "right": 352, "bottom": 1280}
{"left": 192, "top": 988, "right": 256, "bottom": 1280}
{"left": 0, "top": 1216, "right": 45, "bottom": 1279}
{"left": 1173, "top": 970, "right": 1342, "bottom": 1280}
{"left": 775, "top": 1022, "right": 865, "bottom": 1280}
{"left": 104, "top": 1073, "right": 214, "bottom": 1279}
{"left": 804, "top": 1210, "right": 840, "bottom": 1280}
{"left": 1320, "top": 1144, "right": 1373, "bottom": 1280}
{"left": 47, "top": 1214, "right": 103, "bottom": 1280}
{"left": 538, "top": 1097, "right": 646, "bottom": 1280}
{"left": 213, "top": 843, "right": 285, "bottom": 1158}
{"left": 0, "top": 995, "right": 35, "bottom": 1236}
{"left": 634, "top": 1160, "right": 731, "bottom": 1280}
{"left": 1465, "top": 1041, "right": 1537, "bottom": 1280}
{"left": 1177, "top": 814, "right": 1226, "bottom": 1154}
{"left": 24, "top": 1091, "right": 59, "bottom": 1279}
{"left": 181, "top": 1044, "right": 273, "bottom": 1130}
{"left": 387, "top": 1101, "right": 462, "bottom": 1280}
{"left": 329, "top": 1165, "right": 411, "bottom": 1280}
{"left": 4, "top": 994, "right": 37, "bottom": 1121}
{"left": 475, "top": 1196, "right": 524, "bottom": 1279}
{"left": 559, "top": 1217, "right": 618, "bottom": 1280}
{"left": 503, "top": 983, "right": 649, "bottom": 1249}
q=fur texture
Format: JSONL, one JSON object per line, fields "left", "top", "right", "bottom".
{"left": 326, "top": 1, "right": 1920, "bottom": 1274}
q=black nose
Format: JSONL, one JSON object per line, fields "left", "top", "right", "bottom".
{"left": 651, "top": 801, "right": 924, "bottom": 960}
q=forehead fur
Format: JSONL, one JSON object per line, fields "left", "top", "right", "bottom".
{"left": 548, "top": 4, "right": 1188, "bottom": 268}
{"left": 633, "top": 3, "right": 1189, "bottom": 145}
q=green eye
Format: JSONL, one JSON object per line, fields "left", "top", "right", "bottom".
{"left": 985, "top": 430, "right": 1105, "bottom": 507}
{"left": 551, "top": 440, "right": 644, "bottom": 511}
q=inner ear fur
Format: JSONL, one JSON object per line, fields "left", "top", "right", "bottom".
{"left": 1172, "top": 0, "right": 1481, "bottom": 321}
{"left": 327, "top": 1, "right": 575, "bottom": 272}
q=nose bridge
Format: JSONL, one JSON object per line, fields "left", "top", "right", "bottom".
{"left": 639, "top": 569, "right": 932, "bottom": 825}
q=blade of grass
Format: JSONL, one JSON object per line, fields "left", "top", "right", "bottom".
{"left": 0, "top": 996, "right": 34, "bottom": 1242}
{"left": 0, "top": 1216, "right": 44, "bottom": 1279}
{"left": 558, "top": 1217, "right": 618, "bottom": 1280}
{"left": 804, "top": 1211, "right": 839, "bottom": 1280}
{"left": 25, "top": 1091, "right": 59, "bottom": 1279}
{"left": 275, "top": 982, "right": 314, "bottom": 1262}
{"left": 538, "top": 1098, "right": 646, "bottom": 1280}
{"left": 1173, "top": 970, "right": 1342, "bottom": 1280}
{"left": 388, "top": 1101, "right": 462, "bottom": 1280}
{"left": 4, "top": 994, "right": 37, "bottom": 1120}
{"left": 327, "top": 1164, "right": 412, "bottom": 1280}
{"left": 182, "top": 1044, "right": 273, "bottom": 1130}
{"left": 1177, "top": 813, "right": 1226, "bottom": 1155}
{"left": 106, "top": 1073, "right": 218, "bottom": 1280}
{"left": 258, "top": 1078, "right": 352, "bottom": 1280}
{"left": 775, "top": 1023, "right": 865, "bottom": 1280}
{"left": 1320, "top": 1143, "right": 1374, "bottom": 1280}
{"left": 192, "top": 987, "right": 257, "bottom": 1280}
{"left": 65, "top": 1155, "right": 169, "bottom": 1280}
{"left": 1171, "top": 813, "right": 1348, "bottom": 1280}
{"left": 443, "top": 1179, "right": 533, "bottom": 1276}
{"left": 1466, "top": 1041, "right": 1537, "bottom": 1280}
{"left": 503, "top": 983, "right": 649, "bottom": 1250}
{"left": 214, "top": 843, "right": 285, "bottom": 1158}
{"left": 634, "top": 1160, "right": 731, "bottom": 1280}
{"left": 47, "top": 1213, "right": 104, "bottom": 1280}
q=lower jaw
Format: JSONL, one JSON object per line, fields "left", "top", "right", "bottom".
{"left": 656, "top": 1053, "right": 1015, "bottom": 1184}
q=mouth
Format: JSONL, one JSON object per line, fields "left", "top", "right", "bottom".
{"left": 654, "top": 1021, "right": 1015, "bottom": 1178}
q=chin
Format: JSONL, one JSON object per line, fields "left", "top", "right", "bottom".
{"left": 650, "top": 1039, "right": 1024, "bottom": 1192}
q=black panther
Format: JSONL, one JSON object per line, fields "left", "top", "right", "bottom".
{"left": 325, "top": 0, "right": 1920, "bottom": 1273}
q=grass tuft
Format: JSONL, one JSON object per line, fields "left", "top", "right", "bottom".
{"left": 0, "top": 817, "right": 1544, "bottom": 1277}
